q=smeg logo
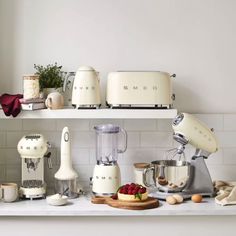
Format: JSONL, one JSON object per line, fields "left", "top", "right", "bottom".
{"left": 123, "top": 85, "right": 158, "bottom": 91}
{"left": 74, "top": 86, "right": 95, "bottom": 90}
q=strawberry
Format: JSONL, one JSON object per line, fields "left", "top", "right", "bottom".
{"left": 123, "top": 188, "right": 128, "bottom": 194}
{"left": 132, "top": 189, "right": 138, "bottom": 195}
{"left": 119, "top": 188, "right": 124, "bottom": 194}
{"left": 130, "top": 183, "right": 136, "bottom": 188}
{"left": 111, "top": 194, "right": 118, "bottom": 200}
{"left": 128, "top": 189, "right": 133, "bottom": 195}
{"left": 138, "top": 188, "right": 146, "bottom": 194}
{"left": 134, "top": 186, "right": 140, "bottom": 192}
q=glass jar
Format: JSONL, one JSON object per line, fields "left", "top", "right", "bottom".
{"left": 23, "top": 75, "right": 40, "bottom": 99}
{"left": 133, "top": 163, "right": 150, "bottom": 186}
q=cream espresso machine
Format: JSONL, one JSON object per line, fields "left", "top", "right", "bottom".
{"left": 92, "top": 124, "right": 127, "bottom": 196}
{"left": 144, "top": 113, "right": 219, "bottom": 199}
{"left": 17, "top": 134, "right": 52, "bottom": 199}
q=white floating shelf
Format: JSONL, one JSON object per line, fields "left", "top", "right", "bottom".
{"left": 0, "top": 108, "right": 177, "bottom": 119}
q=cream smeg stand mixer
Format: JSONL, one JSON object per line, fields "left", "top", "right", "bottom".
{"left": 92, "top": 124, "right": 127, "bottom": 196}
{"left": 144, "top": 113, "right": 219, "bottom": 199}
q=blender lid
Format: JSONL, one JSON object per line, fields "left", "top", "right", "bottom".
{"left": 94, "top": 124, "right": 120, "bottom": 133}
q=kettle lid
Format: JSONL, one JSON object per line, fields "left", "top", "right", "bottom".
{"left": 77, "top": 65, "right": 95, "bottom": 71}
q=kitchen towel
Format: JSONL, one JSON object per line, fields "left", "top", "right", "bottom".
{"left": 0, "top": 93, "right": 23, "bottom": 117}
{"left": 214, "top": 180, "right": 236, "bottom": 206}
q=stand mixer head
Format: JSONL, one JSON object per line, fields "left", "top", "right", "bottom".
{"left": 166, "top": 113, "right": 218, "bottom": 160}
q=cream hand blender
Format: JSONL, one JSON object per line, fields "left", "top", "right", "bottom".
{"left": 54, "top": 127, "right": 79, "bottom": 198}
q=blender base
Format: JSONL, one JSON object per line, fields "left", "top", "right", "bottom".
{"left": 92, "top": 192, "right": 115, "bottom": 197}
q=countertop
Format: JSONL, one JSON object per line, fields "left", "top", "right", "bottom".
{"left": 0, "top": 195, "right": 236, "bottom": 216}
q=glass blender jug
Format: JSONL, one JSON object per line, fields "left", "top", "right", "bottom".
{"left": 92, "top": 124, "right": 127, "bottom": 196}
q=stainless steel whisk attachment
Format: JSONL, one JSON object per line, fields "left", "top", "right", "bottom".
{"left": 165, "top": 133, "right": 189, "bottom": 161}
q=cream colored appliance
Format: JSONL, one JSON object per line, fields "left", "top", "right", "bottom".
{"left": 144, "top": 113, "right": 219, "bottom": 199}
{"left": 106, "top": 71, "right": 175, "bottom": 108}
{"left": 55, "top": 127, "right": 79, "bottom": 198}
{"left": 71, "top": 66, "right": 101, "bottom": 108}
{"left": 17, "top": 134, "right": 52, "bottom": 199}
{"left": 92, "top": 124, "right": 127, "bottom": 196}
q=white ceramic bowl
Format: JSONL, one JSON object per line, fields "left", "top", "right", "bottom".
{"left": 46, "top": 194, "right": 68, "bottom": 206}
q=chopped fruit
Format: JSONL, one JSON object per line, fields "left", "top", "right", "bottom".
{"left": 117, "top": 183, "right": 148, "bottom": 202}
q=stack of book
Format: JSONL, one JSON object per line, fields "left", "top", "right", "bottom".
{"left": 20, "top": 98, "right": 46, "bottom": 110}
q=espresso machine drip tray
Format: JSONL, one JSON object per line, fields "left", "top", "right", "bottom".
{"left": 22, "top": 180, "right": 44, "bottom": 188}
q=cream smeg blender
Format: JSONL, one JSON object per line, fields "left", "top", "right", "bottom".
{"left": 92, "top": 124, "right": 127, "bottom": 196}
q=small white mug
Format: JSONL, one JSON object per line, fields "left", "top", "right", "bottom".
{"left": 45, "top": 92, "right": 64, "bottom": 110}
{"left": 0, "top": 183, "right": 18, "bottom": 202}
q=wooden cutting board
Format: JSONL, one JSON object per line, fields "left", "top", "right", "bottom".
{"left": 91, "top": 196, "right": 159, "bottom": 210}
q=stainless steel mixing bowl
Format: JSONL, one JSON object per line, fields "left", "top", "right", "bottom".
{"left": 143, "top": 160, "right": 191, "bottom": 193}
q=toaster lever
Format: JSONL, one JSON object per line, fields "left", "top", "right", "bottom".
{"left": 172, "top": 94, "right": 176, "bottom": 101}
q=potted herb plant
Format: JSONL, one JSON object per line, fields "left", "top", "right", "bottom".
{"left": 34, "top": 62, "right": 64, "bottom": 97}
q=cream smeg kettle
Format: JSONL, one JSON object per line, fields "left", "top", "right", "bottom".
{"left": 71, "top": 66, "right": 101, "bottom": 108}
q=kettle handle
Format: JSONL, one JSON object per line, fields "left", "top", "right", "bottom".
{"left": 96, "top": 71, "right": 100, "bottom": 82}
{"left": 63, "top": 72, "right": 76, "bottom": 92}
{"left": 118, "top": 128, "right": 127, "bottom": 154}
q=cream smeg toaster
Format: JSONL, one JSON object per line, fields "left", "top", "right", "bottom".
{"left": 106, "top": 71, "right": 175, "bottom": 108}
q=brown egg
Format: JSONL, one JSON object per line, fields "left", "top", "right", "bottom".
{"left": 191, "top": 194, "right": 203, "bottom": 203}
{"left": 166, "top": 196, "right": 177, "bottom": 205}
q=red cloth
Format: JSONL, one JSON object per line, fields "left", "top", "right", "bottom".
{"left": 0, "top": 93, "right": 23, "bottom": 117}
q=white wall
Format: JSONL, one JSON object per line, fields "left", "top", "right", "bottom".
{"left": 1, "top": 0, "right": 236, "bottom": 113}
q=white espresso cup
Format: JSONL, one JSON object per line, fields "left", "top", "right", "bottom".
{"left": 45, "top": 92, "right": 64, "bottom": 110}
{"left": 0, "top": 183, "right": 18, "bottom": 202}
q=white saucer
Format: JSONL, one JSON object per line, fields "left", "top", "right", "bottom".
{"left": 46, "top": 194, "right": 68, "bottom": 206}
